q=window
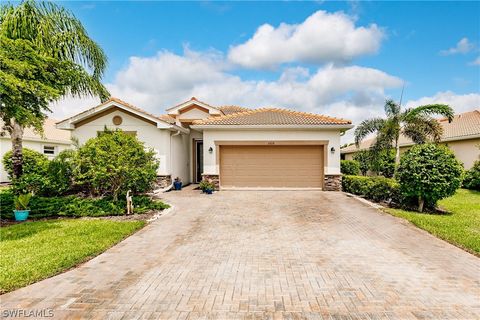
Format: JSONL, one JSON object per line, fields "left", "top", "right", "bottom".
{"left": 43, "top": 146, "right": 56, "bottom": 155}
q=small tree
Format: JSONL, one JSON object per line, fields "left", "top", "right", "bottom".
{"left": 353, "top": 150, "right": 370, "bottom": 176}
{"left": 74, "top": 129, "right": 159, "bottom": 200}
{"left": 340, "top": 160, "right": 360, "bottom": 175}
{"left": 396, "top": 144, "right": 463, "bottom": 212}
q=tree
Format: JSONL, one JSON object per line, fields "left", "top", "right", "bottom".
{"left": 354, "top": 99, "right": 454, "bottom": 164}
{"left": 74, "top": 130, "right": 159, "bottom": 200}
{"left": 0, "top": 0, "right": 108, "bottom": 180}
{"left": 396, "top": 144, "right": 463, "bottom": 212}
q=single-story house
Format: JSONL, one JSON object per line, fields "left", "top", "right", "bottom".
{"left": 56, "top": 97, "right": 353, "bottom": 190}
{"left": 341, "top": 109, "right": 480, "bottom": 169}
{"left": 0, "top": 119, "right": 71, "bottom": 182}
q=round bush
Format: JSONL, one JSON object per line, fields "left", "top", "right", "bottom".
{"left": 74, "top": 129, "right": 159, "bottom": 199}
{"left": 463, "top": 160, "right": 480, "bottom": 191}
{"left": 2, "top": 148, "right": 49, "bottom": 194}
{"left": 396, "top": 143, "right": 463, "bottom": 212}
{"left": 340, "top": 160, "right": 360, "bottom": 175}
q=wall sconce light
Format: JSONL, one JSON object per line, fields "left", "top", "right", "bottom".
{"left": 330, "top": 147, "right": 335, "bottom": 154}
{"left": 208, "top": 147, "right": 213, "bottom": 154}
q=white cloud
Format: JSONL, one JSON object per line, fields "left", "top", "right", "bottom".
{"left": 405, "top": 91, "right": 480, "bottom": 114}
{"left": 469, "top": 56, "right": 480, "bottom": 66}
{"left": 49, "top": 95, "right": 101, "bottom": 120}
{"left": 49, "top": 49, "right": 402, "bottom": 132}
{"left": 227, "top": 10, "right": 383, "bottom": 69}
{"left": 440, "top": 37, "right": 475, "bottom": 55}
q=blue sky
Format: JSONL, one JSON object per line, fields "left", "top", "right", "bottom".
{"left": 54, "top": 1, "right": 480, "bottom": 141}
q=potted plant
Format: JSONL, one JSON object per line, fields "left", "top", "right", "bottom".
{"left": 13, "top": 193, "right": 32, "bottom": 221}
{"left": 199, "top": 180, "right": 208, "bottom": 193}
{"left": 204, "top": 183, "right": 214, "bottom": 194}
{"left": 173, "top": 177, "right": 182, "bottom": 190}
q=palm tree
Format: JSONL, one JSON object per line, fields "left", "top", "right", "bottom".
{"left": 0, "top": 0, "right": 108, "bottom": 179}
{"left": 354, "top": 99, "right": 454, "bottom": 164}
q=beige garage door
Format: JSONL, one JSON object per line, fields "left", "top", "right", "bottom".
{"left": 220, "top": 145, "right": 324, "bottom": 188}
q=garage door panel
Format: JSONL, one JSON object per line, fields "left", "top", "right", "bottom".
{"left": 220, "top": 145, "right": 324, "bottom": 188}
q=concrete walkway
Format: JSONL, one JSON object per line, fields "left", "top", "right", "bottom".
{"left": 1, "top": 187, "right": 479, "bottom": 319}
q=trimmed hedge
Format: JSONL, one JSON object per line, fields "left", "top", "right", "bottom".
{"left": 340, "top": 160, "right": 360, "bottom": 175}
{"left": 0, "top": 190, "right": 169, "bottom": 220}
{"left": 463, "top": 160, "right": 480, "bottom": 191}
{"left": 342, "top": 175, "right": 401, "bottom": 203}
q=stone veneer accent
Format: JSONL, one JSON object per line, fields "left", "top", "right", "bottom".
{"left": 156, "top": 175, "right": 172, "bottom": 188}
{"left": 324, "top": 174, "right": 342, "bottom": 191}
{"left": 202, "top": 174, "right": 220, "bottom": 190}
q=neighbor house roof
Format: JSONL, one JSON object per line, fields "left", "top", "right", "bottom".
{"left": 192, "top": 108, "right": 352, "bottom": 126}
{"left": 1, "top": 118, "right": 71, "bottom": 144}
{"left": 341, "top": 109, "right": 480, "bottom": 154}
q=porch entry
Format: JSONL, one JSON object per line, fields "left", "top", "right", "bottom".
{"left": 193, "top": 140, "right": 203, "bottom": 183}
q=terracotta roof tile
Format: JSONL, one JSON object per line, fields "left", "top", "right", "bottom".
{"left": 57, "top": 97, "right": 169, "bottom": 125}
{"left": 341, "top": 109, "right": 480, "bottom": 153}
{"left": 193, "top": 108, "right": 352, "bottom": 126}
{"left": 218, "top": 105, "right": 251, "bottom": 115}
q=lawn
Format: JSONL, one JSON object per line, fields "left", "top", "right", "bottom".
{"left": 386, "top": 189, "right": 480, "bottom": 255}
{"left": 0, "top": 219, "right": 145, "bottom": 293}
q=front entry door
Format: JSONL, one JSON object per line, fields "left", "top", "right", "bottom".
{"left": 195, "top": 140, "right": 203, "bottom": 183}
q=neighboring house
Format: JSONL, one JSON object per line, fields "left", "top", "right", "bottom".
{"left": 0, "top": 119, "right": 72, "bottom": 182}
{"left": 56, "top": 97, "right": 353, "bottom": 190}
{"left": 341, "top": 109, "right": 480, "bottom": 169}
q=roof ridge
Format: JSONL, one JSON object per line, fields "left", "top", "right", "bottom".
{"left": 193, "top": 107, "right": 352, "bottom": 125}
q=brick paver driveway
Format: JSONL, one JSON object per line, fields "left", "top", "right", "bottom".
{"left": 1, "top": 188, "right": 479, "bottom": 319}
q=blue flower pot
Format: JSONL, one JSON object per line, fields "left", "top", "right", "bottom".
{"left": 173, "top": 181, "right": 183, "bottom": 190}
{"left": 205, "top": 189, "right": 213, "bottom": 194}
{"left": 14, "top": 210, "right": 30, "bottom": 221}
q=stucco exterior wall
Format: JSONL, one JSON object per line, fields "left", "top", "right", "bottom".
{"left": 171, "top": 133, "right": 190, "bottom": 184}
{"left": 342, "top": 137, "right": 480, "bottom": 170}
{"left": 177, "top": 108, "right": 210, "bottom": 121}
{"left": 202, "top": 129, "right": 342, "bottom": 175}
{"left": 71, "top": 110, "right": 172, "bottom": 175}
{"left": 0, "top": 138, "right": 71, "bottom": 182}
{"left": 444, "top": 138, "right": 480, "bottom": 169}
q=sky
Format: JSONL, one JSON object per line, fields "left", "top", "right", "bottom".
{"left": 51, "top": 1, "right": 480, "bottom": 143}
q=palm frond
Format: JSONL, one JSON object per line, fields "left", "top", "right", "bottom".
{"left": 403, "top": 116, "right": 443, "bottom": 144}
{"left": 403, "top": 104, "right": 454, "bottom": 123}
{"left": 384, "top": 99, "right": 401, "bottom": 118}
{"left": 354, "top": 118, "right": 385, "bottom": 147}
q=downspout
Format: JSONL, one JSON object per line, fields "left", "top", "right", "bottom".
{"left": 154, "top": 130, "right": 181, "bottom": 194}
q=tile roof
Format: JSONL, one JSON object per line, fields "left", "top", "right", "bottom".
{"left": 192, "top": 108, "right": 352, "bottom": 126}
{"left": 1, "top": 118, "right": 71, "bottom": 142}
{"left": 218, "top": 106, "right": 251, "bottom": 115}
{"left": 167, "top": 97, "right": 218, "bottom": 111}
{"left": 57, "top": 97, "right": 171, "bottom": 125}
{"left": 341, "top": 109, "right": 480, "bottom": 153}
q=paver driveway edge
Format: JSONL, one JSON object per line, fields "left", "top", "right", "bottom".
{"left": 1, "top": 189, "right": 479, "bottom": 320}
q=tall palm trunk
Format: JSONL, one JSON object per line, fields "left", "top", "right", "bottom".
{"left": 10, "top": 119, "right": 24, "bottom": 179}
{"left": 394, "top": 136, "right": 401, "bottom": 165}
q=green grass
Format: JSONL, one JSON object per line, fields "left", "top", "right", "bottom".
{"left": 386, "top": 189, "right": 480, "bottom": 255}
{"left": 0, "top": 219, "right": 145, "bottom": 293}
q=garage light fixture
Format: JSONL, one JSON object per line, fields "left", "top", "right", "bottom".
{"left": 208, "top": 147, "right": 213, "bottom": 154}
{"left": 330, "top": 147, "right": 335, "bottom": 154}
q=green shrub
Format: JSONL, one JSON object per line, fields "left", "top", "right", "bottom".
{"left": 42, "top": 149, "right": 76, "bottom": 196}
{"left": 74, "top": 129, "right": 159, "bottom": 200}
{"left": 2, "top": 148, "right": 49, "bottom": 194}
{"left": 199, "top": 180, "right": 215, "bottom": 192}
{"left": 340, "top": 160, "right": 360, "bottom": 175}
{"left": 396, "top": 144, "right": 464, "bottom": 212}
{"left": 0, "top": 189, "right": 169, "bottom": 219}
{"left": 342, "top": 175, "right": 400, "bottom": 203}
{"left": 353, "top": 150, "right": 370, "bottom": 175}
{"left": 352, "top": 148, "right": 395, "bottom": 177}
{"left": 463, "top": 161, "right": 480, "bottom": 191}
